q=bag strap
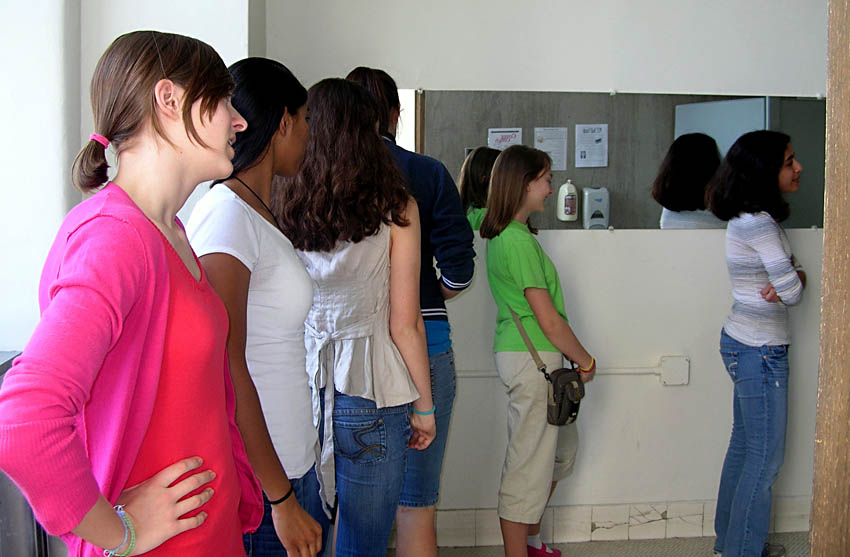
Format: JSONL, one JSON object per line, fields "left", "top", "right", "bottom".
{"left": 508, "top": 306, "right": 550, "bottom": 381}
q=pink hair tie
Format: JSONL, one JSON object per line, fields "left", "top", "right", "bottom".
{"left": 90, "top": 133, "right": 110, "bottom": 149}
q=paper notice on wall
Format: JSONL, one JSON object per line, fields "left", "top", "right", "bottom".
{"left": 575, "top": 124, "right": 608, "bottom": 168}
{"left": 488, "top": 128, "right": 522, "bottom": 150}
{"left": 534, "top": 127, "right": 568, "bottom": 170}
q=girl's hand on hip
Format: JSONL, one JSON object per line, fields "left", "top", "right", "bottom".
{"left": 116, "top": 456, "right": 216, "bottom": 555}
{"left": 409, "top": 412, "right": 436, "bottom": 450}
{"left": 761, "top": 284, "right": 780, "bottom": 303}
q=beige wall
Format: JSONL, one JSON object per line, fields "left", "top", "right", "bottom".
{"left": 266, "top": 0, "right": 826, "bottom": 95}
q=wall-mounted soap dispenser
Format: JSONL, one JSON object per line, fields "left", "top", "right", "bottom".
{"left": 556, "top": 180, "right": 578, "bottom": 221}
{"left": 582, "top": 187, "right": 610, "bottom": 229}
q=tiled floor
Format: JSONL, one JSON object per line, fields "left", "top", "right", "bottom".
{"left": 389, "top": 532, "right": 809, "bottom": 556}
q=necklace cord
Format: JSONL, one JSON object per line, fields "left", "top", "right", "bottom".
{"left": 231, "top": 177, "right": 284, "bottom": 233}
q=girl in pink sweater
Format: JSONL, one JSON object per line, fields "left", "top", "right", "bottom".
{"left": 0, "top": 31, "right": 262, "bottom": 556}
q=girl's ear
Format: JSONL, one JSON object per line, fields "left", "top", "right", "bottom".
{"left": 153, "top": 79, "right": 181, "bottom": 121}
{"left": 278, "top": 110, "right": 294, "bottom": 137}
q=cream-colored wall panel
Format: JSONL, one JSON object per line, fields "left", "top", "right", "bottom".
{"left": 441, "top": 230, "right": 821, "bottom": 509}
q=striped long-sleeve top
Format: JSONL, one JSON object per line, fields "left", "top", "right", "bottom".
{"left": 723, "top": 211, "right": 804, "bottom": 346}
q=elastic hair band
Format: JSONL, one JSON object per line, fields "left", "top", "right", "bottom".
{"left": 90, "top": 134, "right": 110, "bottom": 149}
{"left": 269, "top": 485, "right": 294, "bottom": 506}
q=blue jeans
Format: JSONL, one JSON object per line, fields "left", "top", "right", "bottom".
{"left": 243, "top": 465, "right": 332, "bottom": 556}
{"left": 399, "top": 348, "right": 456, "bottom": 507}
{"left": 714, "top": 329, "right": 789, "bottom": 557}
{"left": 333, "top": 391, "right": 410, "bottom": 556}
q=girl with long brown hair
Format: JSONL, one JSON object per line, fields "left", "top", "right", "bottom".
{"left": 481, "top": 145, "right": 596, "bottom": 557}
{"left": 275, "top": 78, "right": 435, "bottom": 556}
{"left": 0, "top": 31, "right": 262, "bottom": 556}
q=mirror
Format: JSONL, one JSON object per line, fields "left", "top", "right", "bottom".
{"left": 421, "top": 91, "right": 825, "bottom": 229}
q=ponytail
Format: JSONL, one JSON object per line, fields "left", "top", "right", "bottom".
{"left": 71, "top": 139, "right": 110, "bottom": 192}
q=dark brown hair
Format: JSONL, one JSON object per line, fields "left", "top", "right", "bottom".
{"left": 705, "top": 130, "right": 792, "bottom": 222}
{"left": 651, "top": 132, "right": 721, "bottom": 212}
{"left": 480, "top": 145, "right": 551, "bottom": 239}
{"left": 273, "top": 78, "right": 409, "bottom": 252}
{"left": 345, "top": 67, "right": 400, "bottom": 138}
{"left": 72, "top": 30, "right": 235, "bottom": 191}
{"left": 223, "top": 57, "right": 306, "bottom": 178}
{"left": 459, "top": 146, "right": 500, "bottom": 212}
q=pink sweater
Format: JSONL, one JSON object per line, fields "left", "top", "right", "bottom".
{"left": 0, "top": 184, "right": 262, "bottom": 555}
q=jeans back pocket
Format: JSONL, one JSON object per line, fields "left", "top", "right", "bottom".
{"left": 333, "top": 415, "right": 388, "bottom": 464}
{"left": 720, "top": 351, "right": 739, "bottom": 380}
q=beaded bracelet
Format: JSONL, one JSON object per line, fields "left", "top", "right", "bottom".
{"left": 103, "top": 505, "right": 136, "bottom": 557}
{"left": 412, "top": 404, "right": 436, "bottom": 416}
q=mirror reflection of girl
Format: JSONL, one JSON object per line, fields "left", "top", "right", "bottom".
{"left": 0, "top": 31, "right": 263, "bottom": 556}
{"left": 480, "top": 145, "right": 596, "bottom": 557}
{"left": 459, "top": 146, "right": 500, "bottom": 231}
{"left": 706, "top": 130, "right": 805, "bottom": 557}
{"left": 652, "top": 132, "right": 725, "bottom": 229}
{"left": 186, "top": 58, "right": 329, "bottom": 556}
{"left": 276, "top": 78, "right": 436, "bottom": 556}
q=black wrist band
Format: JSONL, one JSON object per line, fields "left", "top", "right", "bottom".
{"left": 268, "top": 485, "right": 294, "bottom": 506}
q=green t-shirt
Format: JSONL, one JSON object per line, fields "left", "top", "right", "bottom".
{"left": 486, "top": 221, "right": 567, "bottom": 352}
{"left": 467, "top": 207, "right": 486, "bottom": 231}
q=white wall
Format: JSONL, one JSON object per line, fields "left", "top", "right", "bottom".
{"left": 0, "top": 1, "right": 253, "bottom": 350}
{"left": 0, "top": 1, "right": 80, "bottom": 351}
{"left": 79, "top": 0, "right": 253, "bottom": 225}
{"left": 442, "top": 230, "right": 821, "bottom": 508}
{"left": 79, "top": 0, "right": 251, "bottom": 143}
{"left": 266, "top": 0, "right": 827, "bottom": 96}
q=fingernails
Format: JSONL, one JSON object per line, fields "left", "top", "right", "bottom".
{"left": 209, "top": 471, "right": 216, "bottom": 479}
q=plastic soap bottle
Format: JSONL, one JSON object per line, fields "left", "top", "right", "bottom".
{"left": 556, "top": 180, "right": 578, "bottom": 221}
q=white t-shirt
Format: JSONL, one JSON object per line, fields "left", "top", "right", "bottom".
{"left": 187, "top": 184, "right": 318, "bottom": 479}
{"left": 659, "top": 207, "right": 725, "bottom": 229}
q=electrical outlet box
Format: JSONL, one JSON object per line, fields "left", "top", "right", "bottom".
{"left": 660, "top": 355, "right": 690, "bottom": 386}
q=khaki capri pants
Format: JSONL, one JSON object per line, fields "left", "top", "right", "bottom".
{"left": 495, "top": 351, "right": 578, "bottom": 524}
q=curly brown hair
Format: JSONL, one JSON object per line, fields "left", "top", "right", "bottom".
{"left": 272, "top": 78, "right": 409, "bottom": 252}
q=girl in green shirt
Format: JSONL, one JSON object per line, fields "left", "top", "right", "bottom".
{"left": 480, "top": 145, "right": 596, "bottom": 557}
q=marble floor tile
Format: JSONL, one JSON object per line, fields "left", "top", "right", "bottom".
{"left": 539, "top": 508, "right": 554, "bottom": 543}
{"left": 629, "top": 504, "right": 667, "bottom": 540}
{"left": 436, "top": 509, "right": 476, "bottom": 547}
{"left": 591, "top": 505, "right": 629, "bottom": 541}
{"left": 474, "top": 509, "right": 503, "bottom": 547}
{"left": 553, "top": 505, "right": 592, "bottom": 543}
{"left": 666, "top": 502, "right": 703, "bottom": 538}
{"left": 703, "top": 500, "right": 717, "bottom": 538}
{"left": 773, "top": 495, "right": 811, "bottom": 533}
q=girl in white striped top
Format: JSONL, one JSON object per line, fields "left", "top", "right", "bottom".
{"left": 705, "top": 130, "right": 805, "bottom": 557}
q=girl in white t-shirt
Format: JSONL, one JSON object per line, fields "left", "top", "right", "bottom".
{"left": 187, "top": 58, "right": 328, "bottom": 557}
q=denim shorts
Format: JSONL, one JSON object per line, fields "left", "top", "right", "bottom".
{"left": 333, "top": 392, "right": 410, "bottom": 556}
{"left": 399, "top": 348, "right": 457, "bottom": 507}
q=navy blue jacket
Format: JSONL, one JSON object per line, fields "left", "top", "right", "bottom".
{"left": 385, "top": 137, "right": 475, "bottom": 322}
